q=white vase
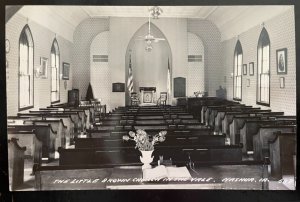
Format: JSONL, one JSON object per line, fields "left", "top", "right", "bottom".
{"left": 140, "top": 150, "right": 154, "bottom": 170}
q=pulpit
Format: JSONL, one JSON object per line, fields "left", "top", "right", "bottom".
{"left": 140, "top": 87, "right": 156, "bottom": 104}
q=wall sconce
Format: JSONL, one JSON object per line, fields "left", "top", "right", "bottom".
{"left": 230, "top": 73, "right": 234, "bottom": 78}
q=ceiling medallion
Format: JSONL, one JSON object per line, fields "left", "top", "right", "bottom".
{"left": 149, "top": 6, "right": 163, "bottom": 19}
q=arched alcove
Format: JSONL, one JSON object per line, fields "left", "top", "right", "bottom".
{"left": 90, "top": 31, "right": 111, "bottom": 110}
{"left": 187, "top": 32, "right": 205, "bottom": 96}
{"left": 125, "top": 22, "right": 172, "bottom": 105}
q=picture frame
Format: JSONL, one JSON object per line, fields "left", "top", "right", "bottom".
{"left": 39, "top": 57, "right": 48, "bottom": 79}
{"left": 249, "top": 62, "right": 254, "bottom": 76}
{"left": 62, "top": 62, "right": 70, "bottom": 80}
{"left": 112, "top": 83, "right": 125, "bottom": 92}
{"left": 276, "top": 48, "right": 287, "bottom": 74}
{"left": 280, "top": 77, "right": 285, "bottom": 88}
{"left": 243, "top": 64, "right": 247, "bottom": 75}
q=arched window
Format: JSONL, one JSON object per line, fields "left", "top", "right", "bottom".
{"left": 233, "top": 40, "right": 243, "bottom": 100}
{"left": 51, "top": 39, "right": 60, "bottom": 103}
{"left": 257, "top": 28, "right": 270, "bottom": 106}
{"left": 19, "top": 25, "right": 34, "bottom": 110}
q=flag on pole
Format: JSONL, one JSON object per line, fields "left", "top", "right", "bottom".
{"left": 167, "top": 58, "right": 171, "bottom": 98}
{"left": 127, "top": 54, "right": 133, "bottom": 94}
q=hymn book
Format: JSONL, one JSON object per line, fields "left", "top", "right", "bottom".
{"left": 142, "top": 165, "right": 192, "bottom": 180}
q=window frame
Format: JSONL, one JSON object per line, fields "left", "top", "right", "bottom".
{"left": 233, "top": 40, "right": 243, "bottom": 101}
{"left": 256, "top": 28, "right": 271, "bottom": 107}
{"left": 18, "top": 25, "right": 34, "bottom": 111}
{"left": 50, "top": 39, "right": 60, "bottom": 104}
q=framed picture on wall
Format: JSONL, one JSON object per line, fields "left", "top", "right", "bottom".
{"left": 39, "top": 57, "right": 48, "bottom": 79}
{"left": 280, "top": 77, "right": 285, "bottom": 88}
{"left": 249, "top": 62, "right": 254, "bottom": 76}
{"left": 243, "top": 64, "right": 247, "bottom": 75}
{"left": 62, "top": 62, "right": 70, "bottom": 80}
{"left": 276, "top": 48, "right": 287, "bottom": 74}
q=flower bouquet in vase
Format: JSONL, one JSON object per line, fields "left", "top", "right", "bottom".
{"left": 123, "top": 129, "right": 167, "bottom": 170}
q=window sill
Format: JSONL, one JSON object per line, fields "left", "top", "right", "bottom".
{"left": 256, "top": 101, "right": 270, "bottom": 107}
{"left": 19, "top": 105, "right": 34, "bottom": 112}
{"left": 51, "top": 100, "right": 60, "bottom": 104}
{"left": 233, "top": 98, "right": 242, "bottom": 102}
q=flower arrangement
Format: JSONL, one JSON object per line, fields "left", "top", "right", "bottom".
{"left": 122, "top": 129, "right": 167, "bottom": 151}
{"left": 194, "top": 91, "right": 205, "bottom": 97}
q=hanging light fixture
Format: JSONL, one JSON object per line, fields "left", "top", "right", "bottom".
{"left": 149, "top": 6, "right": 163, "bottom": 19}
{"left": 145, "top": 40, "right": 153, "bottom": 52}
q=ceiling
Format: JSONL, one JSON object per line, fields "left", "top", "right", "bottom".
{"left": 13, "top": 5, "right": 293, "bottom": 42}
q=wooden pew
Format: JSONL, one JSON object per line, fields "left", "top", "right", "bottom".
{"left": 229, "top": 115, "right": 294, "bottom": 146}
{"left": 268, "top": 131, "right": 296, "bottom": 180}
{"left": 229, "top": 116, "right": 262, "bottom": 145}
{"left": 220, "top": 110, "right": 273, "bottom": 136}
{"left": 253, "top": 125, "right": 296, "bottom": 161}
{"left": 18, "top": 113, "right": 75, "bottom": 145}
{"left": 7, "top": 124, "right": 57, "bottom": 160}
{"left": 188, "top": 97, "right": 232, "bottom": 122}
{"left": 23, "top": 119, "right": 67, "bottom": 149}
{"left": 75, "top": 134, "right": 226, "bottom": 149}
{"left": 203, "top": 102, "right": 245, "bottom": 125}
{"left": 29, "top": 110, "right": 83, "bottom": 133}
{"left": 205, "top": 104, "right": 245, "bottom": 127}
{"left": 240, "top": 119, "right": 296, "bottom": 154}
{"left": 8, "top": 138, "right": 26, "bottom": 190}
{"left": 7, "top": 129, "right": 43, "bottom": 174}
{"left": 58, "top": 144, "right": 243, "bottom": 166}
{"left": 87, "top": 127, "right": 214, "bottom": 138}
{"left": 58, "top": 147, "right": 140, "bottom": 166}
{"left": 216, "top": 108, "right": 262, "bottom": 133}
{"left": 213, "top": 106, "right": 257, "bottom": 132}
{"left": 40, "top": 108, "right": 87, "bottom": 131}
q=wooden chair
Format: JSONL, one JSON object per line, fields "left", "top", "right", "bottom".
{"left": 130, "top": 92, "right": 139, "bottom": 106}
{"left": 158, "top": 92, "right": 167, "bottom": 106}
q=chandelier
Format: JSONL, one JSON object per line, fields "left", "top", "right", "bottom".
{"left": 149, "top": 6, "right": 163, "bottom": 19}
{"left": 145, "top": 40, "right": 153, "bottom": 52}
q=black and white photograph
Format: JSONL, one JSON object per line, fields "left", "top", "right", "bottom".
{"left": 249, "top": 62, "right": 254, "bottom": 76}
{"left": 276, "top": 48, "right": 287, "bottom": 74}
{"left": 243, "top": 64, "right": 247, "bottom": 75}
{"left": 38, "top": 57, "right": 48, "bottom": 79}
{"left": 280, "top": 77, "right": 285, "bottom": 88}
{"left": 62, "top": 62, "right": 70, "bottom": 80}
{"left": 3, "top": 4, "right": 297, "bottom": 194}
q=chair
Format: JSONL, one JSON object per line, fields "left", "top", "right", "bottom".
{"left": 158, "top": 92, "right": 167, "bottom": 106}
{"left": 130, "top": 92, "right": 139, "bottom": 106}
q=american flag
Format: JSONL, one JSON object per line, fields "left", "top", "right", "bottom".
{"left": 167, "top": 58, "right": 171, "bottom": 99}
{"left": 127, "top": 54, "right": 133, "bottom": 93}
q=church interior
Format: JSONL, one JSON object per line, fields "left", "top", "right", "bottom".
{"left": 5, "top": 5, "right": 297, "bottom": 191}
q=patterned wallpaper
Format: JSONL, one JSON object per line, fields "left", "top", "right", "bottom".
{"left": 221, "top": 8, "right": 296, "bottom": 115}
{"left": 187, "top": 32, "right": 205, "bottom": 96}
{"left": 6, "top": 13, "right": 73, "bottom": 116}
{"left": 187, "top": 19, "right": 222, "bottom": 96}
{"left": 72, "top": 18, "right": 109, "bottom": 100}
{"left": 90, "top": 31, "right": 112, "bottom": 111}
